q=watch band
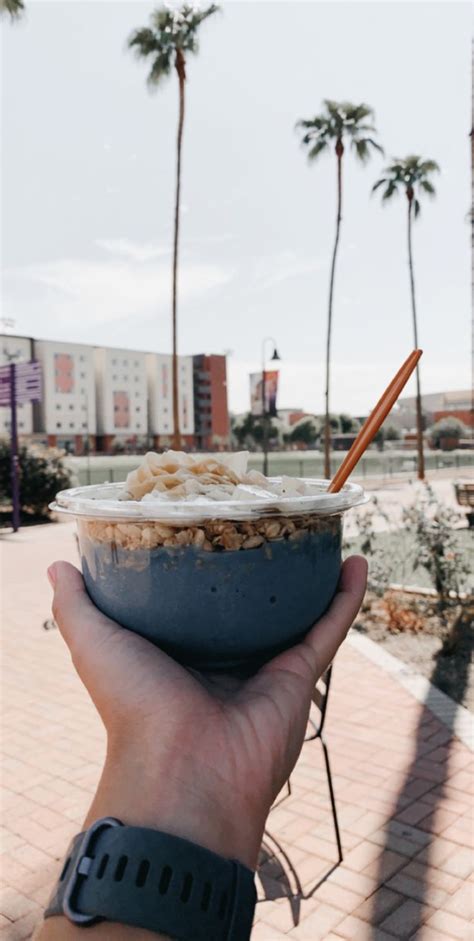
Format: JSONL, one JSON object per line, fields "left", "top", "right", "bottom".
{"left": 45, "top": 817, "right": 256, "bottom": 941}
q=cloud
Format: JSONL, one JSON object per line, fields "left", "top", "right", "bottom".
{"left": 4, "top": 253, "right": 234, "bottom": 332}
{"left": 95, "top": 238, "right": 170, "bottom": 263}
{"left": 250, "top": 251, "right": 324, "bottom": 291}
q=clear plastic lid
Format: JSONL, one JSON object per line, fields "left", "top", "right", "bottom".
{"left": 51, "top": 478, "right": 368, "bottom": 523}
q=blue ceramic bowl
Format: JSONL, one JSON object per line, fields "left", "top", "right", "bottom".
{"left": 78, "top": 518, "right": 342, "bottom": 671}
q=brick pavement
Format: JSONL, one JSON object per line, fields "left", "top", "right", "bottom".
{"left": 1, "top": 522, "right": 473, "bottom": 940}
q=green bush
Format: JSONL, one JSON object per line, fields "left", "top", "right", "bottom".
{"left": 430, "top": 417, "right": 467, "bottom": 448}
{"left": 0, "top": 440, "right": 72, "bottom": 517}
{"left": 290, "top": 417, "right": 320, "bottom": 446}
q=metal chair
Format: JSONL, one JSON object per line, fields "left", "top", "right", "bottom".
{"left": 267, "top": 665, "right": 343, "bottom": 899}
{"left": 303, "top": 664, "right": 343, "bottom": 866}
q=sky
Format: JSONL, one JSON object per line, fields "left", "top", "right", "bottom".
{"left": 1, "top": 0, "right": 471, "bottom": 415}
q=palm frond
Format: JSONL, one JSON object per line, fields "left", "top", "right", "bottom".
{"left": 147, "top": 51, "right": 173, "bottom": 87}
{"left": 382, "top": 182, "right": 399, "bottom": 202}
{"left": 353, "top": 138, "right": 370, "bottom": 163}
{"left": 129, "top": 3, "right": 219, "bottom": 79}
{"left": 420, "top": 159, "right": 440, "bottom": 174}
{"left": 372, "top": 177, "right": 387, "bottom": 192}
{"left": 414, "top": 198, "right": 421, "bottom": 218}
{"left": 128, "top": 27, "right": 161, "bottom": 56}
{"left": 0, "top": 0, "right": 24, "bottom": 18}
{"left": 420, "top": 179, "right": 436, "bottom": 196}
{"left": 308, "top": 139, "right": 329, "bottom": 161}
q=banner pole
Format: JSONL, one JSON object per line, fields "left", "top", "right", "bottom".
{"left": 10, "top": 362, "right": 20, "bottom": 532}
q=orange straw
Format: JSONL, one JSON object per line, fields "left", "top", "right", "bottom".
{"left": 328, "top": 349, "right": 423, "bottom": 493}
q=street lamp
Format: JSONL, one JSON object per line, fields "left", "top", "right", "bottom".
{"left": 261, "top": 337, "right": 281, "bottom": 476}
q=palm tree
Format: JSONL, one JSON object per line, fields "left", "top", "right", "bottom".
{"left": 0, "top": 0, "right": 25, "bottom": 18}
{"left": 128, "top": 3, "right": 219, "bottom": 449}
{"left": 297, "top": 100, "right": 383, "bottom": 478}
{"left": 373, "top": 156, "right": 440, "bottom": 480}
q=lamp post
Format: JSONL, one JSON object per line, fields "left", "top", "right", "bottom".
{"left": 261, "top": 337, "right": 280, "bottom": 476}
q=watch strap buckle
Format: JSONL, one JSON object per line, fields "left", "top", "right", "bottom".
{"left": 61, "top": 816, "right": 123, "bottom": 925}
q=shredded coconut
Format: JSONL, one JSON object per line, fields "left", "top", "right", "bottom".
{"left": 120, "top": 450, "right": 314, "bottom": 504}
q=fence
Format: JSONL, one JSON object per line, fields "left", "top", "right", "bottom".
{"left": 67, "top": 449, "right": 474, "bottom": 488}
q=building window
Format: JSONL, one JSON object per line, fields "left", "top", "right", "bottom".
{"left": 82, "top": 423, "right": 87, "bottom": 429}
{"left": 56, "top": 404, "right": 61, "bottom": 410}
{"left": 56, "top": 422, "right": 62, "bottom": 428}
{"left": 134, "top": 360, "right": 139, "bottom": 367}
{"left": 69, "top": 404, "right": 74, "bottom": 410}
{"left": 134, "top": 376, "right": 139, "bottom": 382}
{"left": 80, "top": 355, "right": 85, "bottom": 362}
{"left": 123, "top": 375, "right": 128, "bottom": 382}
{"left": 162, "top": 364, "right": 168, "bottom": 398}
{"left": 112, "top": 374, "right": 117, "bottom": 381}
{"left": 122, "top": 359, "right": 128, "bottom": 366}
{"left": 54, "top": 352, "right": 75, "bottom": 394}
{"left": 136, "top": 406, "right": 141, "bottom": 412}
{"left": 80, "top": 372, "right": 86, "bottom": 379}
{"left": 112, "top": 358, "right": 117, "bottom": 365}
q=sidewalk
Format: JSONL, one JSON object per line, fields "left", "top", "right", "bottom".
{"left": 1, "top": 522, "right": 473, "bottom": 940}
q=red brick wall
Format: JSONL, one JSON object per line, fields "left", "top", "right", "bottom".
{"left": 208, "top": 355, "right": 229, "bottom": 439}
{"left": 434, "top": 409, "right": 473, "bottom": 428}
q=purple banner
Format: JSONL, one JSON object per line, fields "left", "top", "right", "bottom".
{"left": 0, "top": 361, "right": 42, "bottom": 406}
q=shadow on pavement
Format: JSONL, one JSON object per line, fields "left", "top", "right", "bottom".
{"left": 370, "top": 606, "right": 472, "bottom": 935}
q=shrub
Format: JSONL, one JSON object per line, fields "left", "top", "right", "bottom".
{"left": 0, "top": 440, "right": 72, "bottom": 518}
{"left": 430, "top": 417, "right": 467, "bottom": 448}
{"left": 290, "top": 417, "right": 320, "bottom": 447}
{"left": 384, "top": 424, "right": 401, "bottom": 441}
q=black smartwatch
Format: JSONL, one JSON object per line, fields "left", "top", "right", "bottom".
{"left": 45, "top": 817, "right": 257, "bottom": 940}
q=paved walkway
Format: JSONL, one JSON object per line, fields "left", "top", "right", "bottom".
{"left": 1, "top": 522, "right": 473, "bottom": 940}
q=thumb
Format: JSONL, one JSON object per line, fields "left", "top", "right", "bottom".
{"left": 48, "top": 560, "right": 119, "bottom": 670}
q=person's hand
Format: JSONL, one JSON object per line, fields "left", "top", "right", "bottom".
{"left": 48, "top": 556, "right": 367, "bottom": 871}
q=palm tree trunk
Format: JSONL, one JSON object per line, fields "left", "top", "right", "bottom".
{"left": 324, "top": 142, "right": 343, "bottom": 479}
{"left": 407, "top": 195, "right": 425, "bottom": 480}
{"left": 171, "top": 50, "right": 186, "bottom": 450}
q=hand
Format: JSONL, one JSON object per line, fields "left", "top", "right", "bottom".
{"left": 48, "top": 556, "right": 367, "bottom": 871}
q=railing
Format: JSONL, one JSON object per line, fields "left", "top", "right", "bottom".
{"left": 66, "top": 449, "right": 474, "bottom": 488}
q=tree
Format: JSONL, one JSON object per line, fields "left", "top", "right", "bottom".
{"left": 0, "top": 441, "right": 71, "bottom": 518}
{"left": 339, "top": 413, "right": 360, "bottom": 434}
{"left": 0, "top": 0, "right": 24, "bottom": 18}
{"left": 373, "top": 156, "right": 440, "bottom": 480}
{"left": 384, "top": 423, "right": 401, "bottom": 441}
{"left": 297, "top": 100, "right": 383, "bottom": 478}
{"left": 290, "top": 417, "right": 320, "bottom": 448}
{"left": 430, "top": 417, "right": 466, "bottom": 450}
{"left": 128, "top": 4, "right": 219, "bottom": 449}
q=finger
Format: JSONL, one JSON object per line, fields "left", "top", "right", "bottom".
{"left": 49, "top": 560, "right": 120, "bottom": 665}
{"left": 301, "top": 555, "right": 367, "bottom": 677}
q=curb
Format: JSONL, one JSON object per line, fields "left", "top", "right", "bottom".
{"left": 348, "top": 631, "right": 473, "bottom": 752}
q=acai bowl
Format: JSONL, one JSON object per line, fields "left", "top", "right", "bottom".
{"left": 51, "top": 451, "right": 366, "bottom": 670}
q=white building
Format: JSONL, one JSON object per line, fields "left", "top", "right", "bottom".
{"left": 0, "top": 335, "right": 34, "bottom": 437}
{"left": 34, "top": 339, "right": 96, "bottom": 450}
{"left": 147, "top": 353, "right": 194, "bottom": 440}
{"left": 94, "top": 347, "right": 148, "bottom": 446}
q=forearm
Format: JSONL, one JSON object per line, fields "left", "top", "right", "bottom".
{"left": 34, "top": 919, "right": 169, "bottom": 940}
{"left": 35, "top": 741, "right": 263, "bottom": 940}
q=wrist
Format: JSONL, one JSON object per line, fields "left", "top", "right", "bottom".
{"left": 84, "top": 741, "right": 265, "bottom": 871}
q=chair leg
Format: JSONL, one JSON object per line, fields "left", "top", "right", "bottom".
{"left": 320, "top": 737, "right": 343, "bottom": 863}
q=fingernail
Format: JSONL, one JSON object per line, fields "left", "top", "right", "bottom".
{"left": 47, "top": 564, "right": 57, "bottom": 589}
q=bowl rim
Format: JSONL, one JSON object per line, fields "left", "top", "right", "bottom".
{"left": 50, "top": 477, "right": 369, "bottom": 522}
